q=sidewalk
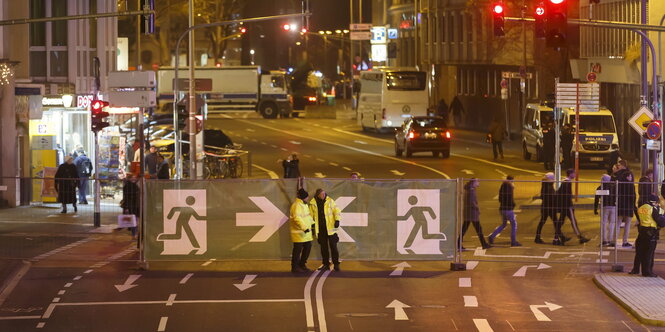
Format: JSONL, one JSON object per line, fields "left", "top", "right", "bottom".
{"left": 594, "top": 273, "right": 665, "bottom": 326}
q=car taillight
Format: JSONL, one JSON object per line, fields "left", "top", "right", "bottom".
{"left": 408, "top": 131, "right": 415, "bottom": 139}
{"left": 444, "top": 131, "right": 451, "bottom": 139}
{"left": 308, "top": 96, "right": 317, "bottom": 102}
{"left": 382, "top": 108, "right": 386, "bottom": 120}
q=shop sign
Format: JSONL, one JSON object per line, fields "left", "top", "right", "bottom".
{"left": 77, "top": 95, "right": 94, "bottom": 109}
{"left": 42, "top": 95, "right": 74, "bottom": 108}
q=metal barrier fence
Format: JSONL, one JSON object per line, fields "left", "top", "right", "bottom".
{"left": 0, "top": 175, "right": 659, "bottom": 271}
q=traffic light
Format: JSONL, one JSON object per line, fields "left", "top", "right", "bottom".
{"left": 492, "top": 2, "right": 505, "bottom": 37}
{"left": 534, "top": 3, "right": 546, "bottom": 39}
{"left": 90, "top": 99, "right": 110, "bottom": 133}
{"left": 545, "top": 0, "right": 568, "bottom": 48}
{"left": 177, "top": 104, "right": 187, "bottom": 130}
{"left": 239, "top": 27, "right": 247, "bottom": 34}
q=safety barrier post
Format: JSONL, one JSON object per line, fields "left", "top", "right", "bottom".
{"left": 611, "top": 180, "right": 623, "bottom": 272}
{"left": 451, "top": 178, "right": 466, "bottom": 271}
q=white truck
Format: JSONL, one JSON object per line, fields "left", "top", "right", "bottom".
{"left": 157, "top": 66, "right": 292, "bottom": 118}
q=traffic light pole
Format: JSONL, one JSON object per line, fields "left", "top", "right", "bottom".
{"left": 92, "top": 57, "right": 101, "bottom": 228}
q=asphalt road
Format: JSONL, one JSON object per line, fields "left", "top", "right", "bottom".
{"left": 0, "top": 111, "right": 659, "bottom": 331}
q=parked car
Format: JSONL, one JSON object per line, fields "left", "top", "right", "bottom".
{"left": 394, "top": 116, "right": 451, "bottom": 158}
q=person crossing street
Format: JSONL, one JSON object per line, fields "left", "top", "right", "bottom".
{"left": 555, "top": 169, "right": 590, "bottom": 245}
{"left": 488, "top": 175, "right": 521, "bottom": 247}
{"left": 535, "top": 173, "right": 557, "bottom": 244}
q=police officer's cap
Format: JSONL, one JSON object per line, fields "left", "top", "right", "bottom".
{"left": 649, "top": 194, "right": 659, "bottom": 202}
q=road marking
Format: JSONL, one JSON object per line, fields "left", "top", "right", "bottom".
{"left": 459, "top": 278, "right": 472, "bottom": 288}
{"left": 201, "top": 259, "right": 216, "bottom": 267}
{"left": 252, "top": 164, "right": 280, "bottom": 179}
{"left": 389, "top": 262, "right": 411, "bottom": 276}
{"left": 234, "top": 274, "right": 258, "bottom": 291}
{"left": 304, "top": 154, "right": 312, "bottom": 158}
{"left": 473, "top": 318, "right": 494, "bottom": 332}
{"left": 304, "top": 270, "right": 321, "bottom": 329}
{"left": 466, "top": 261, "right": 479, "bottom": 270}
{"left": 84, "top": 270, "right": 93, "bottom": 274}
{"left": 621, "top": 321, "right": 635, "bottom": 332}
{"left": 464, "top": 296, "right": 478, "bottom": 307}
{"left": 36, "top": 322, "right": 45, "bottom": 328}
{"left": 512, "top": 263, "right": 551, "bottom": 277}
{"left": 73, "top": 276, "right": 82, "bottom": 281}
{"left": 386, "top": 299, "right": 410, "bottom": 320}
{"left": 157, "top": 317, "right": 168, "bottom": 332}
{"left": 495, "top": 169, "right": 508, "bottom": 177}
{"left": 179, "top": 273, "right": 194, "bottom": 285}
{"left": 530, "top": 302, "right": 562, "bottom": 321}
{"left": 451, "top": 318, "right": 459, "bottom": 330}
{"left": 390, "top": 170, "right": 406, "bottom": 176}
{"left": 314, "top": 172, "right": 327, "bottom": 178}
{"left": 245, "top": 128, "right": 255, "bottom": 132}
{"left": 316, "top": 270, "right": 332, "bottom": 331}
{"left": 57, "top": 290, "right": 65, "bottom": 295}
{"left": 506, "top": 320, "right": 516, "bottom": 331}
{"left": 32, "top": 238, "right": 92, "bottom": 261}
{"left": 289, "top": 141, "right": 302, "bottom": 145}
{"left": 353, "top": 140, "right": 368, "bottom": 145}
{"left": 342, "top": 167, "right": 352, "bottom": 171}
{"left": 52, "top": 298, "right": 60, "bottom": 303}
{"left": 64, "top": 283, "right": 73, "bottom": 288}
{"left": 232, "top": 119, "right": 451, "bottom": 178}
{"left": 0, "top": 315, "right": 41, "bottom": 320}
{"left": 474, "top": 247, "right": 609, "bottom": 259}
{"left": 461, "top": 169, "right": 475, "bottom": 175}
{"left": 166, "top": 294, "right": 176, "bottom": 306}
{"left": 115, "top": 275, "right": 141, "bottom": 292}
{"left": 329, "top": 162, "right": 339, "bottom": 167}
{"left": 261, "top": 142, "right": 267, "bottom": 145}
{"left": 0, "top": 261, "right": 31, "bottom": 307}
{"left": 270, "top": 144, "right": 278, "bottom": 148}
{"left": 280, "top": 147, "right": 288, "bottom": 151}
{"left": 316, "top": 158, "right": 325, "bottom": 162}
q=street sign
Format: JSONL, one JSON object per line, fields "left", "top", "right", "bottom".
{"left": 500, "top": 79, "right": 508, "bottom": 89}
{"left": 646, "top": 120, "right": 662, "bottom": 140}
{"left": 501, "top": 88, "right": 508, "bottom": 100}
{"left": 628, "top": 106, "right": 655, "bottom": 135}
{"left": 519, "top": 66, "right": 527, "bottom": 79}
{"left": 586, "top": 72, "right": 597, "bottom": 82}
{"left": 388, "top": 28, "right": 398, "bottom": 39}
{"left": 349, "top": 23, "right": 372, "bottom": 31}
{"left": 555, "top": 82, "right": 600, "bottom": 111}
{"left": 371, "top": 26, "right": 387, "bottom": 44}
{"left": 350, "top": 31, "right": 372, "bottom": 40}
{"left": 108, "top": 71, "right": 157, "bottom": 108}
{"left": 647, "top": 139, "right": 661, "bottom": 151}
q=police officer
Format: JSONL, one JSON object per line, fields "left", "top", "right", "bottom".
{"left": 310, "top": 188, "right": 342, "bottom": 271}
{"left": 290, "top": 188, "right": 314, "bottom": 273}
{"left": 630, "top": 194, "right": 665, "bottom": 277}
{"left": 542, "top": 122, "right": 555, "bottom": 170}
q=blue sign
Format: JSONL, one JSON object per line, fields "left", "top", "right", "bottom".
{"left": 388, "top": 28, "right": 398, "bottom": 39}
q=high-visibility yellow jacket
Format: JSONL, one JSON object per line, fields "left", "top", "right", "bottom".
{"left": 637, "top": 203, "right": 664, "bottom": 229}
{"left": 309, "top": 196, "right": 342, "bottom": 237}
{"left": 290, "top": 198, "right": 314, "bottom": 243}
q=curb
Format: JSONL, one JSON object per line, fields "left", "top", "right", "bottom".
{"left": 593, "top": 274, "right": 665, "bottom": 327}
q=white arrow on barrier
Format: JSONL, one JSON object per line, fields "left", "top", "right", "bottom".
{"left": 389, "top": 262, "right": 411, "bottom": 276}
{"left": 334, "top": 197, "right": 368, "bottom": 243}
{"left": 530, "top": 302, "right": 562, "bottom": 321}
{"left": 512, "top": 263, "right": 551, "bottom": 277}
{"left": 234, "top": 274, "right": 257, "bottom": 291}
{"left": 236, "top": 197, "right": 288, "bottom": 242}
{"left": 386, "top": 299, "right": 410, "bottom": 320}
{"left": 115, "top": 275, "right": 141, "bottom": 292}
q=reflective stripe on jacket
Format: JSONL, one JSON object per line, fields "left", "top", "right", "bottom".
{"left": 290, "top": 198, "right": 314, "bottom": 243}
{"left": 637, "top": 203, "right": 664, "bottom": 229}
{"left": 309, "top": 196, "right": 342, "bottom": 236}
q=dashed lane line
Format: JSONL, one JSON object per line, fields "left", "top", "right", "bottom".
{"left": 459, "top": 278, "right": 472, "bottom": 288}
{"left": 201, "top": 259, "right": 216, "bottom": 267}
{"left": 506, "top": 320, "right": 516, "bottom": 331}
{"left": 473, "top": 318, "right": 494, "bottom": 332}
{"left": 466, "top": 261, "right": 479, "bottom": 270}
{"left": 0, "top": 261, "right": 31, "bottom": 307}
{"left": 179, "top": 273, "right": 194, "bottom": 285}
{"left": 464, "top": 296, "right": 478, "bottom": 307}
{"left": 229, "top": 118, "right": 450, "bottom": 179}
{"left": 157, "top": 317, "right": 168, "bottom": 332}
{"left": 166, "top": 294, "right": 176, "bottom": 306}
{"left": 0, "top": 316, "right": 41, "bottom": 320}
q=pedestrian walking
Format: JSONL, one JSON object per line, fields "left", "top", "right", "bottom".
{"left": 282, "top": 153, "right": 301, "bottom": 178}
{"left": 74, "top": 151, "right": 93, "bottom": 204}
{"left": 120, "top": 172, "right": 140, "bottom": 239}
{"left": 156, "top": 154, "right": 170, "bottom": 179}
{"left": 54, "top": 156, "right": 79, "bottom": 214}
{"left": 145, "top": 145, "right": 159, "bottom": 178}
{"left": 638, "top": 169, "right": 655, "bottom": 207}
{"left": 309, "top": 189, "right": 342, "bottom": 271}
{"left": 459, "top": 178, "right": 491, "bottom": 249}
{"left": 560, "top": 124, "right": 574, "bottom": 169}
{"left": 542, "top": 122, "right": 556, "bottom": 170}
{"left": 594, "top": 174, "right": 617, "bottom": 246}
{"left": 290, "top": 188, "right": 314, "bottom": 273}
{"left": 488, "top": 119, "right": 505, "bottom": 161}
{"left": 450, "top": 96, "right": 465, "bottom": 127}
{"left": 630, "top": 194, "right": 665, "bottom": 277}
{"left": 535, "top": 173, "right": 557, "bottom": 244}
{"left": 555, "top": 168, "right": 590, "bottom": 245}
{"left": 436, "top": 98, "right": 449, "bottom": 124}
{"left": 615, "top": 160, "right": 636, "bottom": 248}
{"left": 488, "top": 175, "right": 521, "bottom": 246}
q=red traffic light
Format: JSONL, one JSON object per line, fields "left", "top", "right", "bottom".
{"left": 535, "top": 6, "right": 545, "bottom": 16}
{"left": 91, "top": 99, "right": 108, "bottom": 111}
{"left": 493, "top": 4, "right": 504, "bottom": 14}
{"left": 549, "top": 0, "right": 564, "bottom": 4}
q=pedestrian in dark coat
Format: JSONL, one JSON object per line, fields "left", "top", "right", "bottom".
{"left": 542, "top": 123, "right": 556, "bottom": 170}
{"left": 282, "top": 153, "right": 301, "bottom": 178}
{"left": 555, "top": 168, "right": 590, "bottom": 245}
{"left": 488, "top": 175, "right": 521, "bottom": 246}
{"left": 488, "top": 120, "right": 505, "bottom": 161}
{"left": 121, "top": 173, "right": 140, "bottom": 238}
{"left": 459, "top": 178, "right": 490, "bottom": 249}
{"left": 156, "top": 154, "right": 170, "bottom": 180}
{"left": 594, "top": 174, "right": 617, "bottom": 246}
{"left": 436, "top": 98, "right": 449, "bottom": 124}
{"left": 560, "top": 124, "right": 574, "bottom": 169}
{"left": 450, "top": 96, "right": 465, "bottom": 127}
{"left": 55, "top": 156, "right": 79, "bottom": 214}
{"left": 535, "top": 173, "right": 557, "bottom": 243}
{"left": 615, "top": 161, "right": 636, "bottom": 247}
{"left": 638, "top": 169, "right": 655, "bottom": 207}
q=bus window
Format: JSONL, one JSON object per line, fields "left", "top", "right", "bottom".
{"left": 386, "top": 72, "right": 426, "bottom": 91}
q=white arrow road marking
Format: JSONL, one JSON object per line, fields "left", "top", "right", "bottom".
{"left": 512, "top": 263, "right": 551, "bottom": 277}
{"left": 474, "top": 247, "right": 610, "bottom": 259}
{"left": 334, "top": 197, "right": 369, "bottom": 243}
{"left": 353, "top": 140, "right": 368, "bottom": 145}
{"left": 464, "top": 296, "right": 478, "bottom": 307}
{"left": 495, "top": 169, "right": 508, "bottom": 177}
{"left": 473, "top": 319, "right": 494, "bottom": 332}
{"left": 390, "top": 170, "right": 406, "bottom": 176}
{"left": 289, "top": 140, "right": 301, "bottom": 145}
{"left": 234, "top": 274, "right": 257, "bottom": 291}
{"left": 389, "top": 262, "right": 411, "bottom": 276}
{"left": 236, "top": 197, "right": 289, "bottom": 242}
{"left": 386, "top": 300, "right": 410, "bottom": 321}
{"left": 461, "top": 169, "right": 475, "bottom": 175}
{"left": 314, "top": 172, "right": 327, "bottom": 178}
{"left": 114, "top": 275, "right": 141, "bottom": 292}
{"left": 530, "top": 302, "right": 562, "bottom": 321}
{"left": 459, "top": 278, "right": 472, "bottom": 288}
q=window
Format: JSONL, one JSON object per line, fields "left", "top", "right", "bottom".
{"left": 52, "top": 0, "right": 68, "bottom": 46}
{"left": 29, "top": 0, "right": 46, "bottom": 46}
{"left": 50, "top": 51, "right": 68, "bottom": 77}
{"left": 30, "top": 52, "right": 47, "bottom": 77}
{"left": 89, "top": 0, "right": 97, "bottom": 49}
{"left": 386, "top": 72, "right": 426, "bottom": 91}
